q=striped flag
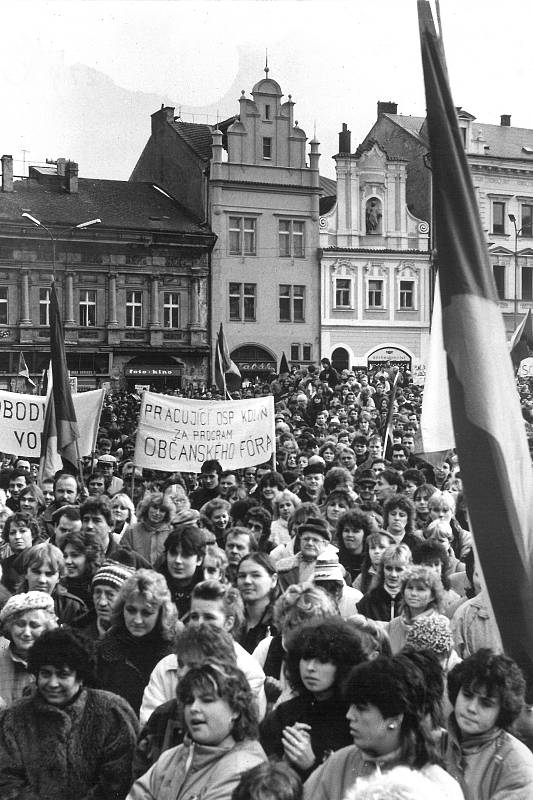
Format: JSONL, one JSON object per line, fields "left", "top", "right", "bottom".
{"left": 510, "top": 308, "right": 533, "bottom": 369}
{"left": 214, "top": 323, "right": 241, "bottom": 396}
{"left": 39, "top": 281, "right": 80, "bottom": 478}
{"left": 418, "top": 0, "right": 533, "bottom": 676}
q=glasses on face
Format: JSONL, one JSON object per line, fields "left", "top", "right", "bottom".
{"left": 300, "top": 535, "right": 324, "bottom": 546}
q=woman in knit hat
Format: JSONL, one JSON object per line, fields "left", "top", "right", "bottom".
{"left": 0, "top": 591, "right": 57, "bottom": 707}
{"left": 72, "top": 557, "right": 136, "bottom": 641}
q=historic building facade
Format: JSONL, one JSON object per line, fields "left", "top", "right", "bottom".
{"left": 365, "top": 103, "right": 533, "bottom": 337}
{"left": 0, "top": 155, "right": 216, "bottom": 391}
{"left": 319, "top": 125, "right": 430, "bottom": 373}
{"left": 131, "top": 69, "right": 322, "bottom": 381}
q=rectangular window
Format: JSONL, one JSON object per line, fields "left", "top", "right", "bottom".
{"left": 126, "top": 291, "right": 143, "bottom": 327}
{"left": 0, "top": 288, "right": 7, "bottom": 326}
{"left": 39, "top": 288, "right": 50, "bottom": 326}
{"left": 335, "top": 278, "right": 351, "bottom": 307}
{"left": 492, "top": 201, "right": 506, "bottom": 235}
{"left": 79, "top": 290, "right": 96, "bottom": 327}
{"left": 264, "top": 104, "right": 270, "bottom": 120}
{"left": 368, "top": 279, "right": 383, "bottom": 308}
{"left": 278, "top": 220, "right": 305, "bottom": 257}
{"left": 522, "top": 267, "right": 533, "bottom": 301}
{"left": 263, "top": 137, "right": 272, "bottom": 159}
{"left": 163, "top": 292, "right": 180, "bottom": 328}
{"left": 291, "top": 344, "right": 300, "bottom": 361}
{"left": 399, "top": 280, "right": 414, "bottom": 309}
{"left": 229, "top": 283, "right": 256, "bottom": 321}
{"left": 492, "top": 265, "right": 505, "bottom": 300}
{"left": 302, "top": 344, "right": 312, "bottom": 361}
{"left": 229, "top": 217, "right": 256, "bottom": 255}
{"left": 279, "top": 285, "right": 305, "bottom": 322}
{"left": 522, "top": 204, "right": 533, "bottom": 237}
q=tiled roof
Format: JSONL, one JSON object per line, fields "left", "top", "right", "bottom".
{"left": 320, "top": 175, "right": 336, "bottom": 197}
{"left": 383, "top": 114, "right": 427, "bottom": 143}
{"left": 0, "top": 177, "right": 210, "bottom": 234}
{"left": 168, "top": 121, "right": 213, "bottom": 160}
{"left": 469, "top": 122, "right": 533, "bottom": 160}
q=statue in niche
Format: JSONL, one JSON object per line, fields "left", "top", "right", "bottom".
{"left": 365, "top": 198, "right": 382, "bottom": 234}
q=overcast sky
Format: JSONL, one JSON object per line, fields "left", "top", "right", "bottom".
{"left": 3, "top": 0, "right": 533, "bottom": 182}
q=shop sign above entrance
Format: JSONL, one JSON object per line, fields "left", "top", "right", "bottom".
{"left": 368, "top": 347, "right": 411, "bottom": 363}
{"left": 125, "top": 366, "right": 182, "bottom": 377}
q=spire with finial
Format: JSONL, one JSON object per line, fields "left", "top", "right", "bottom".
{"left": 264, "top": 49, "right": 269, "bottom": 77}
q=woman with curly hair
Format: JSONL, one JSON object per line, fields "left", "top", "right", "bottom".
{"left": 303, "top": 655, "right": 464, "bottom": 800}
{"left": 444, "top": 649, "right": 533, "bottom": 799}
{"left": 59, "top": 529, "right": 104, "bottom": 608}
{"left": 335, "top": 508, "right": 376, "bottom": 585}
{"left": 96, "top": 569, "right": 178, "bottom": 714}
{"left": 127, "top": 662, "right": 266, "bottom": 800}
{"left": 260, "top": 617, "right": 367, "bottom": 779}
{"left": 382, "top": 495, "right": 420, "bottom": 552}
{"left": 270, "top": 490, "right": 301, "bottom": 549}
{"left": 201, "top": 497, "right": 231, "bottom": 547}
{"left": 1, "top": 512, "right": 42, "bottom": 593}
{"left": 121, "top": 493, "right": 174, "bottom": 566}
{"left": 384, "top": 565, "right": 449, "bottom": 654}
{"left": 0, "top": 628, "right": 139, "bottom": 800}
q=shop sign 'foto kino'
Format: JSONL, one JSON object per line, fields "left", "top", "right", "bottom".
{"left": 134, "top": 392, "right": 275, "bottom": 472}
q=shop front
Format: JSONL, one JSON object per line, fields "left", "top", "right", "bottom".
{"left": 231, "top": 345, "right": 277, "bottom": 384}
{"left": 124, "top": 362, "right": 183, "bottom": 392}
{"left": 367, "top": 346, "right": 412, "bottom": 371}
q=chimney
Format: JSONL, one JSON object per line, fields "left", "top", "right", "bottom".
{"left": 500, "top": 114, "right": 511, "bottom": 127}
{"left": 377, "top": 101, "right": 398, "bottom": 117}
{"left": 65, "top": 160, "right": 78, "bottom": 194}
{"left": 56, "top": 158, "right": 67, "bottom": 176}
{"left": 338, "top": 123, "right": 351, "bottom": 154}
{"left": 1, "top": 155, "right": 13, "bottom": 193}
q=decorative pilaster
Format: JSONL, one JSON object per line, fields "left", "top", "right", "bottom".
{"left": 20, "top": 271, "right": 31, "bottom": 324}
{"left": 65, "top": 273, "right": 75, "bottom": 324}
{"left": 150, "top": 276, "right": 160, "bottom": 326}
{"left": 108, "top": 273, "right": 118, "bottom": 325}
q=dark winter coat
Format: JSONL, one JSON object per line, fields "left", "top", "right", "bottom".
{"left": 0, "top": 687, "right": 139, "bottom": 800}
{"left": 356, "top": 583, "right": 402, "bottom": 621}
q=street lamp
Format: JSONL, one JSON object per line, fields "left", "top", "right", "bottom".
{"left": 21, "top": 213, "right": 101, "bottom": 274}
{"left": 508, "top": 213, "right": 521, "bottom": 330}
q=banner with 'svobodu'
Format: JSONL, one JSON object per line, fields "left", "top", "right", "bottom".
{"left": 134, "top": 392, "right": 275, "bottom": 472}
{"left": 0, "top": 389, "right": 104, "bottom": 457}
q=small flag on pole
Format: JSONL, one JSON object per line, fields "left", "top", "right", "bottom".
{"left": 279, "top": 352, "right": 290, "bottom": 376}
{"left": 39, "top": 281, "right": 80, "bottom": 478}
{"left": 418, "top": 0, "right": 533, "bottom": 677}
{"left": 510, "top": 308, "right": 533, "bottom": 369}
{"left": 214, "top": 323, "right": 241, "bottom": 395}
{"left": 18, "top": 352, "right": 36, "bottom": 389}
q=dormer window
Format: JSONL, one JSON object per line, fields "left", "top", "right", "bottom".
{"left": 264, "top": 104, "right": 270, "bottom": 120}
{"left": 263, "top": 137, "right": 272, "bottom": 159}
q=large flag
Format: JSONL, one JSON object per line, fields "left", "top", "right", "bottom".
{"left": 279, "top": 352, "right": 290, "bottom": 376}
{"left": 214, "top": 323, "right": 241, "bottom": 395}
{"left": 510, "top": 308, "right": 533, "bottom": 369}
{"left": 418, "top": 0, "right": 533, "bottom": 677}
{"left": 18, "top": 352, "right": 36, "bottom": 390}
{"left": 40, "top": 281, "right": 80, "bottom": 477}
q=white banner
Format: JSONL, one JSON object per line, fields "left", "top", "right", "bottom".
{"left": 0, "top": 389, "right": 105, "bottom": 457}
{"left": 134, "top": 392, "right": 275, "bottom": 472}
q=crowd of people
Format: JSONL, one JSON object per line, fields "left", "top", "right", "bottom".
{"left": 0, "top": 358, "right": 532, "bottom": 799}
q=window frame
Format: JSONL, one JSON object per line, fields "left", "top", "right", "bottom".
{"left": 278, "top": 219, "right": 305, "bottom": 258}
{"left": 522, "top": 204, "right": 533, "bottom": 238}
{"left": 163, "top": 292, "right": 180, "bottom": 329}
{"left": 228, "top": 216, "right": 257, "bottom": 256}
{"left": 79, "top": 289, "right": 97, "bottom": 327}
{"left": 262, "top": 137, "right": 272, "bottom": 159}
{"left": 335, "top": 277, "right": 351, "bottom": 308}
{"left": 39, "top": 287, "right": 50, "bottom": 326}
{"left": 368, "top": 278, "right": 384, "bottom": 309}
{"left": 279, "top": 284, "right": 305, "bottom": 322}
{"left": 228, "top": 282, "right": 256, "bottom": 322}
{"left": 522, "top": 266, "right": 533, "bottom": 301}
{"left": 492, "top": 265, "right": 506, "bottom": 300}
{"left": 399, "top": 279, "right": 415, "bottom": 310}
{"left": 0, "top": 288, "right": 7, "bottom": 326}
{"left": 492, "top": 201, "right": 506, "bottom": 235}
{"left": 126, "top": 290, "right": 143, "bottom": 328}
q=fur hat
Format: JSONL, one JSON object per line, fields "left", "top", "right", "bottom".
{"left": 298, "top": 516, "right": 331, "bottom": 541}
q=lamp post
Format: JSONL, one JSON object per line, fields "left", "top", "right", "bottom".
{"left": 21, "top": 213, "right": 101, "bottom": 276}
{"left": 509, "top": 213, "right": 521, "bottom": 331}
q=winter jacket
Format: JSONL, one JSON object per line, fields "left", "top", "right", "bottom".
{"left": 444, "top": 715, "right": 533, "bottom": 800}
{"left": 139, "top": 642, "right": 266, "bottom": 726}
{"left": 0, "top": 646, "right": 34, "bottom": 708}
{"left": 126, "top": 735, "right": 266, "bottom": 800}
{"left": 356, "top": 584, "right": 402, "bottom": 621}
{"left": 303, "top": 743, "right": 464, "bottom": 800}
{"left": 260, "top": 692, "right": 352, "bottom": 779}
{"left": 97, "top": 626, "right": 173, "bottom": 716}
{"left": 0, "top": 687, "right": 139, "bottom": 800}
{"left": 121, "top": 520, "right": 173, "bottom": 566}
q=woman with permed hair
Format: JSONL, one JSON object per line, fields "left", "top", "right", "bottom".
{"left": 382, "top": 495, "right": 420, "bottom": 552}
{"left": 127, "top": 662, "right": 266, "bottom": 800}
{"left": 121, "top": 492, "right": 174, "bottom": 566}
{"left": 0, "top": 627, "right": 139, "bottom": 799}
{"left": 444, "top": 648, "right": 533, "bottom": 799}
{"left": 96, "top": 568, "right": 178, "bottom": 714}
{"left": 356, "top": 543, "right": 412, "bottom": 622}
{"left": 384, "top": 565, "right": 448, "bottom": 654}
{"left": 335, "top": 508, "right": 376, "bottom": 585}
{"left": 303, "top": 655, "right": 464, "bottom": 800}
{"left": 260, "top": 617, "right": 367, "bottom": 779}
